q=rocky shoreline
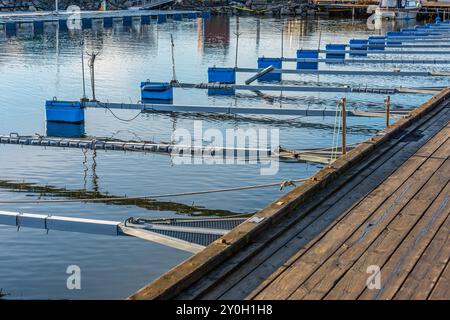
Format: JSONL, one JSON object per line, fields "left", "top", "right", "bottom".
{"left": 0, "top": 1, "right": 311, "bottom": 16}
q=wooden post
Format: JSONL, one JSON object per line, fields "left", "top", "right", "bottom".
{"left": 385, "top": 95, "right": 391, "bottom": 128}
{"left": 341, "top": 97, "right": 347, "bottom": 155}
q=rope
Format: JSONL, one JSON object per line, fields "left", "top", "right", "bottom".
{"left": 330, "top": 99, "right": 343, "bottom": 164}
{"left": 0, "top": 179, "right": 308, "bottom": 205}
{"left": 98, "top": 102, "right": 143, "bottom": 122}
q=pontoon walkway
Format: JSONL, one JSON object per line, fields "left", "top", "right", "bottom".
{"left": 130, "top": 88, "right": 450, "bottom": 300}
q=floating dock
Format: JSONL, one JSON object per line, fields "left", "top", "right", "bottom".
{"left": 129, "top": 88, "right": 450, "bottom": 300}
{"left": 0, "top": 9, "right": 208, "bottom": 35}
{"left": 0, "top": 211, "right": 246, "bottom": 254}
{"left": 47, "top": 100, "right": 414, "bottom": 117}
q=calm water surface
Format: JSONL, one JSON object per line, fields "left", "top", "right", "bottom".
{"left": 0, "top": 16, "right": 446, "bottom": 299}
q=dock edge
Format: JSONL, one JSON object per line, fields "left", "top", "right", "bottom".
{"left": 128, "top": 87, "right": 450, "bottom": 300}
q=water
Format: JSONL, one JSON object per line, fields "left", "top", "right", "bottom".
{"left": 0, "top": 16, "right": 446, "bottom": 299}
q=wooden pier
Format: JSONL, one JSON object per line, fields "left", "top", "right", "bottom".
{"left": 129, "top": 87, "right": 450, "bottom": 300}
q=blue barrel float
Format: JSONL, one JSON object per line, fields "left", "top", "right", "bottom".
{"left": 141, "top": 15, "right": 151, "bottom": 25}
{"left": 123, "top": 16, "right": 132, "bottom": 27}
{"left": 82, "top": 18, "right": 92, "bottom": 29}
{"left": 207, "top": 67, "right": 236, "bottom": 95}
{"left": 325, "top": 44, "right": 346, "bottom": 63}
{"left": 47, "top": 122, "right": 85, "bottom": 138}
{"left": 368, "top": 36, "right": 385, "bottom": 50}
{"left": 33, "top": 21, "right": 44, "bottom": 34}
{"left": 157, "top": 14, "right": 167, "bottom": 23}
{"left": 187, "top": 12, "right": 198, "bottom": 19}
{"left": 296, "top": 50, "right": 318, "bottom": 70}
{"left": 104, "top": 17, "right": 113, "bottom": 28}
{"left": 257, "top": 57, "right": 282, "bottom": 82}
{"left": 348, "top": 39, "right": 367, "bottom": 57}
{"left": 59, "top": 19, "right": 69, "bottom": 30}
{"left": 140, "top": 82, "right": 173, "bottom": 103}
{"left": 386, "top": 32, "right": 404, "bottom": 46}
{"left": 5, "top": 22, "right": 17, "bottom": 37}
{"left": 46, "top": 100, "right": 85, "bottom": 124}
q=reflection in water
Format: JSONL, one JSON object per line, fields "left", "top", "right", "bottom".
{"left": 91, "top": 147, "right": 99, "bottom": 192}
{"left": 203, "top": 16, "right": 230, "bottom": 50}
{"left": 367, "top": 15, "right": 417, "bottom": 32}
{"left": 46, "top": 122, "right": 86, "bottom": 138}
{"left": 0, "top": 16, "right": 442, "bottom": 299}
{"left": 0, "top": 179, "right": 245, "bottom": 216}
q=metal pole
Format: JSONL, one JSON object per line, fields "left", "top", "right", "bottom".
{"left": 87, "top": 52, "right": 98, "bottom": 102}
{"left": 170, "top": 34, "right": 177, "bottom": 83}
{"left": 385, "top": 95, "right": 391, "bottom": 128}
{"left": 341, "top": 97, "right": 347, "bottom": 155}
{"left": 281, "top": 23, "right": 284, "bottom": 59}
{"left": 234, "top": 17, "right": 240, "bottom": 69}
{"left": 81, "top": 40, "right": 87, "bottom": 100}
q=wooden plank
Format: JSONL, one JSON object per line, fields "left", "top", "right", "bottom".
{"left": 287, "top": 134, "right": 450, "bottom": 299}
{"left": 256, "top": 124, "right": 450, "bottom": 299}
{"left": 253, "top": 155, "right": 438, "bottom": 299}
{"left": 180, "top": 105, "right": 450, "bottom": 300}
{"left": 358, "top": 182, "right": 450, "bottom": 300}
{"left": 129, "top": 89, "right": 450, "bottom": 300}
{"left": 185, "top": 106, "right": 450, "bottom": 299}
{"left": 428, "top": 261, "right": 450, "bottom": 300}
{"left": 319, "top": 160, "right": 450, "bottom": 300}
{"left": 394, "top": 215, "right": 450, "bottom": 299}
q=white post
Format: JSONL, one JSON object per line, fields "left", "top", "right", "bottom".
{"left": 55, "top": 0, "right": 59, "bottom": 13}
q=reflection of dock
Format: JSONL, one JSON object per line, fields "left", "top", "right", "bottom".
{"left": 0, "top": 9, "right": 207, "bottom": 35}
{"left": 313, "top": 0, "right": 378, "bottom": 8}
{"left": 129, "top": 88, "right": 450, "bottom": 300}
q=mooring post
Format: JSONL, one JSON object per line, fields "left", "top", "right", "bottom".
{"left": 81, "top": 40, "right": 87, "bottom": 101}
{"left": 341, "top": 97, "right": 347, "bottom": 155}
{"left": 385, "top": 95, "right": 391, "bottom": 127}
{"left": 234, "top": 17, "right": 241, "bottom": 69}
{"left": 87, "top": 51, "right": 99, "bottom": 102}
{"left": 281, "top": 22, "right": 284, "bottom": 59}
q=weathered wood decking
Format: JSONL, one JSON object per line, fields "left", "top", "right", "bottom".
{"left": 130, "top": 89, "right": 450, "bottom": 300}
